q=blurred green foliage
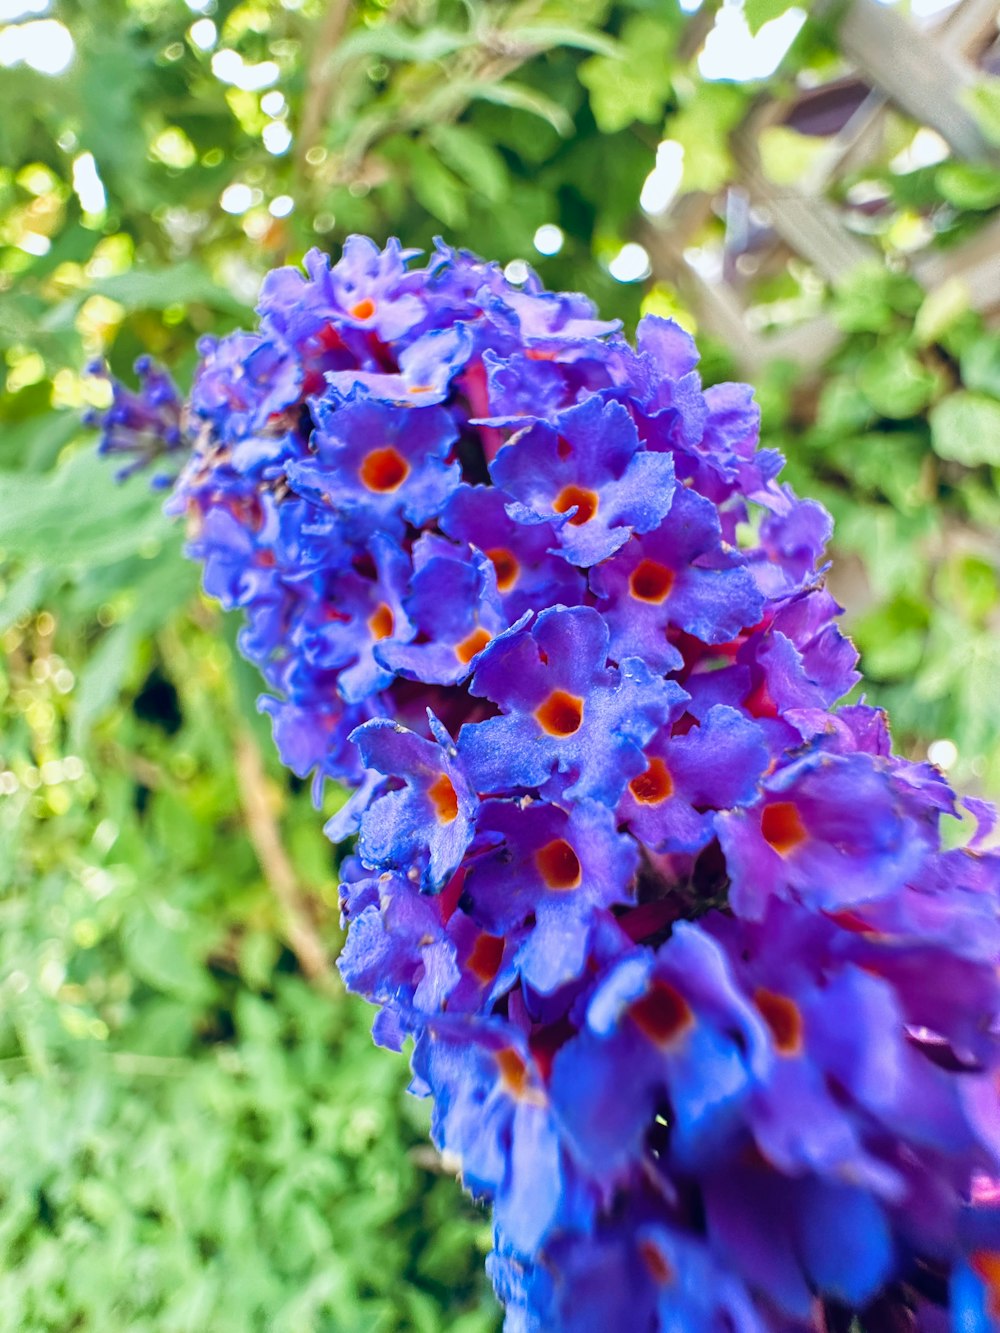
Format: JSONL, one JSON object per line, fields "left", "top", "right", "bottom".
{"left": 764, "top": 274, "right": 1000, "bottom": 794}
{"left": 0, "top": 532, "right": 498, "bottom": 1329}
{"left": 2, "top": 0, "right": 1000, "bottom": 1323}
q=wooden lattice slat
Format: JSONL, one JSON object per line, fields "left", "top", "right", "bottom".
{"left": 816, "top": 0, "right": 1000, "bottom": 162}
{"left": 648, "top": 0, "right": 1000, "bottom": 372}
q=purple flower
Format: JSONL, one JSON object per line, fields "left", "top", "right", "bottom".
{"left": 504, "top": 1212, "right": 764, "bottom": 1333}
{"left": 94, "top": 234, "right": 1000, "bottom": 1333}
{"left": 413, "top": 1020, "right": 582, "bottom": 1255}
{"left": 324, "top": 324, "right": 475, "bottom": 406}
{"left": 87, "top": 355, "right": 185, "bottom": 480}
{"left": 590, "top": 483, "right": 764, "bottom": 671}
{"left": 459, "top": 605, "right": 682, "bottom": 804}
{"left": 717, "top": 747, "right": 928, "bottom": 920}
{"left": 336, "top": 870, "right": 459, "bottom": 1032}
{"left": 550, "top": 923, "right": 766, "bottom": 1177}
{"left": 297, "top": 532, "right": 414, "bottom": 704}
{"left": 619, "top": 704, "right": 769, "bottom": 855}
{"left": 258, "top": 238, "right": 427, "bottom": 350}
{"left": 440, "top": 484, "right": 587, "bottom": 621}
{"left": 462, "top": 797, "right": 639, "bottom": 994}
{"left": 349, "top": 712, "right": 476, "bottom": 890}
{"left": 374, "top": 533, "right": 514, "bottom": 686}
{"left": 285, "top": 394, "right": 460, "bottom": 538}
{"left": 490, "top": 397, "right": 676, "bottom": 567}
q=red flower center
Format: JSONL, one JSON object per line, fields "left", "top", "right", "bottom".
{"left": 629, "top": 980, "right": 694, "bottom": 1047}
{"left": 754, "top": 987, "right": 803, "bottom": 1055}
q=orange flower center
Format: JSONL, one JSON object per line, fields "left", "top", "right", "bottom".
{"left": 535, "top": 838, "right": 582, "bottom": 890}
{"left": 760, "top": 801, "right": 807, "bottom": 855}
{"left": 553, "top": 484, "right": 599, "bottom": 526}
{"left": 487, "top": 547, "right": 520, "bottom": 593}
{"left": 350, "top": 297, "right": 376, "bottom": 320}
{"left": 497, "top": 1047, "right": 530, "bottom": 1097}
{"left": 629, "top": 559, "right": 675, "bottom": 603}
{"left": 971, "top": 1251, "right": 1000, "bottom": 1318}
{"left": 360, "top": 446, "right": 409, "bottom": 492}
{"left": 455, "top": 626, "right": 491, "bottom": 664}
{"left": 367, "top": 602, "right": 394, "bottom": 641}
{"left": 427, "top": 773, "right": 459, "bottom": 824}
{"left": 629, "top": 757, "right": 674, "bottom": 805}
{"left": 534, "top": 690, "right": 583, "bottom": 736}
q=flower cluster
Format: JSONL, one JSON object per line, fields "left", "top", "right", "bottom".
{"left": 95, "top": 237, "right": 1000, "bottom": 1332}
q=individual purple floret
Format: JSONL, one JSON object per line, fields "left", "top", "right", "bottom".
{"left": 349, "top": 712, "right": 476, "bottom": 890}
{"left": 463, "top": 797, "right": 638, "bottom": 994}
{"left": 92, "top": 235, "right": 1000, "bottom": 1333}
{"left": 619, "top": 704, "right": 769, "bottom": 855}
{"left": 86, "top": 355, "right": 185, "bottom": 481}
{"left": 490, "top": 397, "right": 676, "bottom": 567}
{"left": 286, "top": 394, "right": 460, "bottom": 538}
{"left": 717, "top": 746, "right": 928, "bottom": 919}
{"left": 374, "top": 534, "right": 513, "bottom": 686}
{"left": 590, "top": 483, "right": 764, "bottom": 671}
{"left": 458, "top": 605, "right": 681, "bottom": 804}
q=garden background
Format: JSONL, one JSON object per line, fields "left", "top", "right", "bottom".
{"left": 2, "top": 0, "right": 1000, "bottom": 1326}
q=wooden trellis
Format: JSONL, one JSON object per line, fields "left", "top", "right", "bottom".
{"left": 644, "top": 0, "right": 1000, "bottom": 372}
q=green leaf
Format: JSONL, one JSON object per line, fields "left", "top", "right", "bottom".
{"left": 579, "top": 15, "right": 676, "bottom": 134}
{"left": 930, "top": 391, "right": 1000, "bottom": 466}
{"left": 914, "top": 277, "right": 970, "bottom": 346}
{"left": 0, "top": 410, "right": 82, "bottom": 474}
{"left": 71, "top": 553, "right": 194, "bottom": 745}
{"left": 832, "top": 265, "right": 922, "bottom": 333}
{"left": 856, "top": 342, "right": 937, "bottom": 419}
{"left": 334, "top": 24, "right": 473, "bottom": 64}
{"left": 501, "top": 24, "right": 621, "bottom": 57}
{"left": 745, "top": 0, "right": 793, "bottom": 35}
{"left": 428, "top": 124, "right": 508, "bottom": 203}
{"left": 0, "top": 449, "right": 174, "bottom": 567}
{"left": 407, "top": 144, "right": 468, "bottom": 228}
{"left": 963, "top": 78, "right": 1000, "bottom": 147}
{"left": 758, "top": 125, "right": 827, "bottom": 185}
{"left": 960, "top": 335, "right": 1000, "bottom": 397}
{"left": 123, "top": 910, "right": 213, "bottom": 1002}
{"left": 0, "top": 565, "right": 48, "bottom": 633}
{"left": 71, "top": 620, "right": 141, "bottom": 746}
{"left": 0, "top": 293, "right": 47, "bottom": 348}
{"left": 667, "top": 83, "right": 746, "bottom": 194}
{"left": 90, "top": 262, "right": 249, "bottom": 315}
{"left": 853, "top": 594, "right": 929, "bottom": 679}
{"left": 936, "top": 161, "right": 1000, "bottom": 211}
{"left": 470, "top": 82, "right": 574, "bottom": 136}
{"left": 815, "top": 377, "right": 875, "bottom": 434}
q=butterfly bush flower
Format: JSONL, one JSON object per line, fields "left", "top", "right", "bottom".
{"left": 94, "top": 237, "right": 1000, "bottom": 1332}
